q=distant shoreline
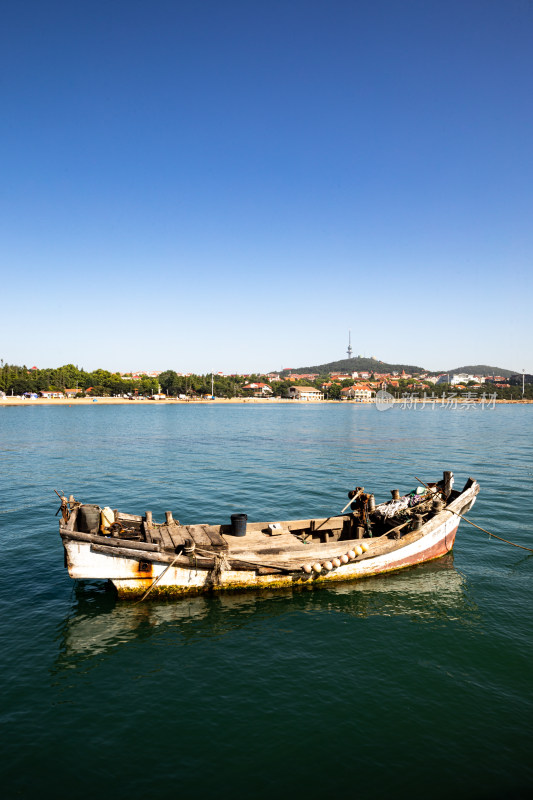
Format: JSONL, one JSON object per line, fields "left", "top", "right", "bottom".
{"left": 1, "top": 397, "right": 531, "bottom": 407}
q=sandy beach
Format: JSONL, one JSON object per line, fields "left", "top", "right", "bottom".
{"left": 1, "top": 396, "right": 530, "bottom": 407}
{"left": 0, "top": 396, "right": 310, "bottom": 406}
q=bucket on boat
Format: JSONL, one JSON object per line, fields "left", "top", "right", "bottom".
{"left": 78, "top": 504, "right": 101, "bottom": 533}
{"left": 230, "top": 513, "right": 247, "bottom": 537}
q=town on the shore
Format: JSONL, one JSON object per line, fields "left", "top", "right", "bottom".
{"left": 1, "top": 361, "right": 532, "bottom": 402}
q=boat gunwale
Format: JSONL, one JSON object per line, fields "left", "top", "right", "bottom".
{"left": 60, "top": 478, "right": 480, "bottom": 574}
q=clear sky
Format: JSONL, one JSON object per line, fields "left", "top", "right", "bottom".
{"left": 1, "top": 0, "right": 532, "bottom": 374}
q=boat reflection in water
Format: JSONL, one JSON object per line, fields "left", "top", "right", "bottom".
{"left": 54, "top": 553, "right": 477, "bottom": 669}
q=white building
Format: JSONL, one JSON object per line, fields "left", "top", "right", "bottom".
{"left": 288, "top": 386, "right": 324, "bottom": 401}
{"left": 341, "top": 384, "right": 374, "bottom": 401}
{"left": 436, "top": 373, "right": 485, "bottom": 386}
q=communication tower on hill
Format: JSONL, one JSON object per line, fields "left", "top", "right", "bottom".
{"left": 347, "top": 330, "right": 353, "bottom": 359}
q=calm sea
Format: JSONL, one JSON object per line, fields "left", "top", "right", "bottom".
{"left": 1, "top": 403, "right": 532, "bottom": 799}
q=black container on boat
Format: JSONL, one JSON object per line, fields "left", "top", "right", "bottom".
{"left": 78, "top": 504, "right": 100, "bottom": 533}
{"left": 230, "top": 513, "right": 247, "bottom": 537}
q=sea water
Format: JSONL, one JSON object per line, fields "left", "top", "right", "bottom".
{"left": 1, "top": 403, "right": 532, "bottom": 799}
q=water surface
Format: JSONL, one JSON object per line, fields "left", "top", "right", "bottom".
{"left": 1, "top": 403, "right": 532, "bottom": 799}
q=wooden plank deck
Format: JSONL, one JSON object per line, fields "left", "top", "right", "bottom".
{"left": 146, "top": 523, "right": 229, "bottom": 552}
{"left": 199, "top": 525, "right": 228, "bottom": 550}
{"left": 157, "top": 525, "right": 176, "bottom": 550}
{"left": 184, "top": 525, "right": 213, "bottom": 549}
{"left": 143, "top": 514, "right": 393, "bottom": 562}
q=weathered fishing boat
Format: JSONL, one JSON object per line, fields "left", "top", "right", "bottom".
{"left": 58, "top": 471, "right": 479, "bottom": 599}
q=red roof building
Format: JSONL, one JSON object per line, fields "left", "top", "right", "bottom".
{"left": 242, "top": 382, "right": 273, "bottom": 396}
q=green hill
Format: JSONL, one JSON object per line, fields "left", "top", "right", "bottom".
{"left": 281, "top": 357, "right": 426, "bottom": 375}
{"left": 281, "top": 358, "right": 517, "bottom": 378}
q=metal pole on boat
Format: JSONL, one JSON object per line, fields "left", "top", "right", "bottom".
{"left": 340, "top": 488, "right": 363, "bottom": 514}
{"left": 136, "top": 553, "right": 182, "bottom": 603}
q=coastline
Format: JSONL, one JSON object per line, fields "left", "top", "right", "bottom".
{"left": 1, "top": 396, "right": 531, "bottom": 407}
{"left": 0, "top": 396, "right": 318, "bottom": 406}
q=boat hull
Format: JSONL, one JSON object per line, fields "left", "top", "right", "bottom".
{"left": 63, "top": 509, "right": 463, "bottom": 599}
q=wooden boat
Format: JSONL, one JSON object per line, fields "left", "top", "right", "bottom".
{"left": 58, "top": 471, "right": 479, "bottom": 599}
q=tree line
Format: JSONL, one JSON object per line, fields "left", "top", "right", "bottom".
{"left": 1, "top": 361, "right": 531, "bottom": 400}
{"left": 0, "top": 362, "right": 158, "bottom": 396}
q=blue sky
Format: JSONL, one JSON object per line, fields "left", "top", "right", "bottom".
{"left": 1, "top": 0, "right": 532, "bottom": 374}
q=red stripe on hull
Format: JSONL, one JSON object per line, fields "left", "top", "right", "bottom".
{"left": 372, "top": 522, "right": 459, "bottom": 575}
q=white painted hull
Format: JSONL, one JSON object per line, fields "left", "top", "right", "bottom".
{"left": 63, "top": 501, "right": 470, "bottom": 599}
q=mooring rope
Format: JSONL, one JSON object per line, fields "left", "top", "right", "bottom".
{"left": 413, "top": 476, "right": 533, "bottom": 554}
{"left": 447, "top": 509, "right": 533, "bottom": 553}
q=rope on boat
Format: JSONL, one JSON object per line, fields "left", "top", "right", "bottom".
{"left": 194, "top": 546, "right": 297, "bottom": 574}
{"left": 210, "top": 552, "right": 232, "bottom": 584}
{"left": 446, "top": 510, "right": 533, "bottom": 553}
{"left": 413, "top": 476, "right": 533, "bottom": 554}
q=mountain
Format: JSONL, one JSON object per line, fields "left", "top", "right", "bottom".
{"left": 280, "top": 357, "right": 426, "bottom": 375}
{"left": 279, "top": 358, "right": 518, "bottom": 378}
